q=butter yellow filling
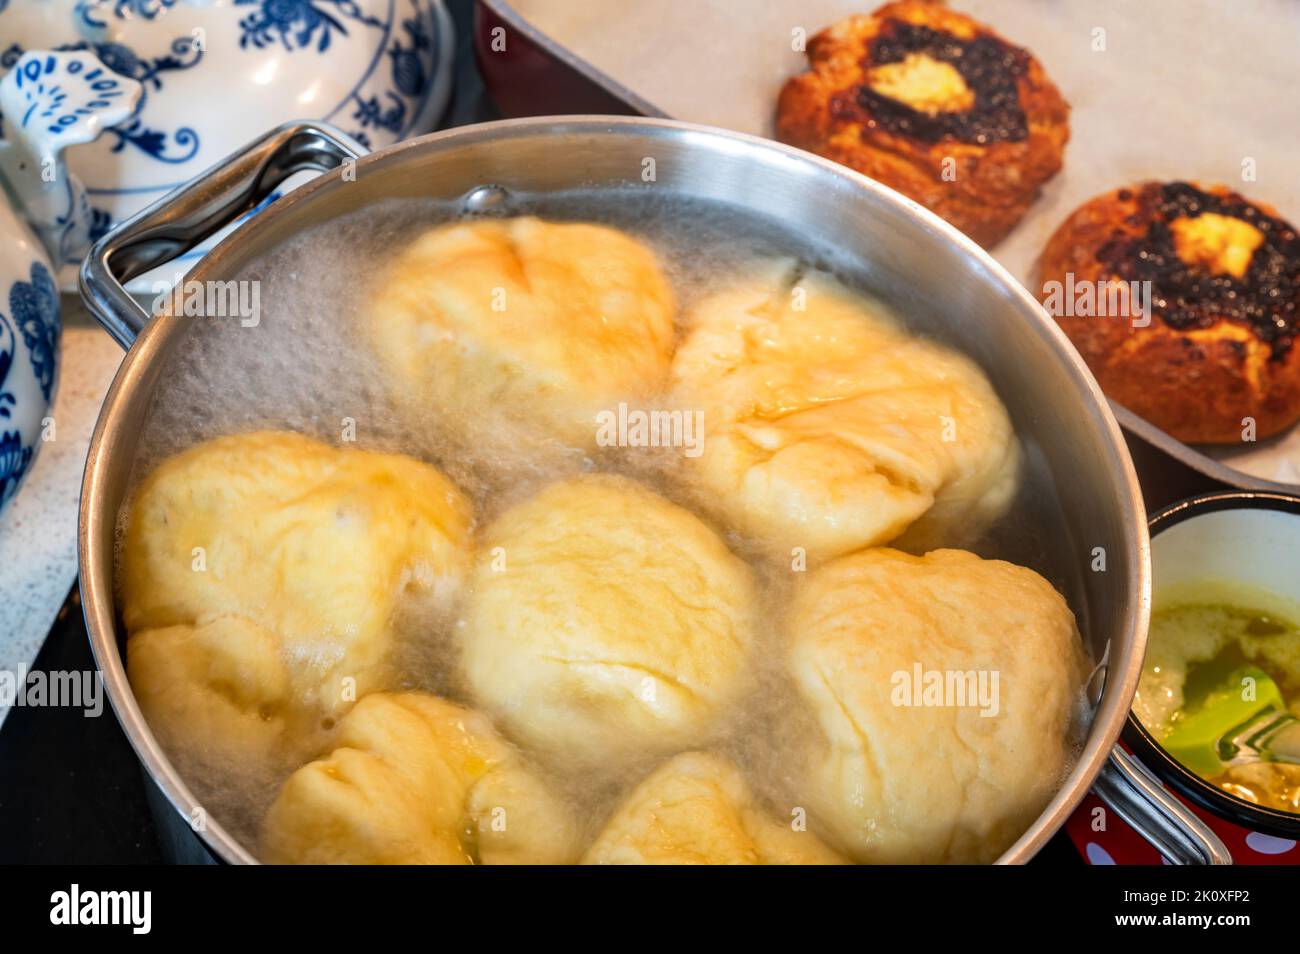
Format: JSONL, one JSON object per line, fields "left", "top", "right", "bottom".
{"left": 866, "top": 53, "right": 974, "bottom": 115}
{"left": 1170, "top": 212, "right": 1264, "bottom": 279}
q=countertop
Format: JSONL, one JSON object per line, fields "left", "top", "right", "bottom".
{"left": 0, "top": 311, "right": 123, "bottom": 732}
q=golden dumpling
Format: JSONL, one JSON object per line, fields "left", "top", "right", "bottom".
{"left": 122, "top": 431, "right": 473, "bottom": 764}
{"left": 127, "top": 617, "right": 291, "bottom": 768}
{"left": 669, "top": 261, "right": 1019, "bottom": 564}
{"left": 583, "top": 752, "right": 844, "bottom": 865}
{"left": 788, "top": 548, "right": 1086, "bottom": 864}
{"left": 371, "top": 217, "right": 676, "bottom": 449}
{"left": 260, "top": 692, "right": 579, "bottom": 864}
{"left": 457, "top": 475, "right": 758, "bottom": 769}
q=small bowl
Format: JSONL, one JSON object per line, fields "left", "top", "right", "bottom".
{"left": 1125, "top": 491, "right": 1300, "bottom": 839}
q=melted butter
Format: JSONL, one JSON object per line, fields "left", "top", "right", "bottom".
{"left": 866, "top": 53, "right": 974, "bottom": 116}
{"left": 1137, "top": 590, "right": 1300, "bottom": 815}
{"left": 1215, "top": 762, "right": 1300, "bottom": 814}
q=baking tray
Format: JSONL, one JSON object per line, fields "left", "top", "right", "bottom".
{"left": 476, "top": 0, "right": 1300, "bottom": 493}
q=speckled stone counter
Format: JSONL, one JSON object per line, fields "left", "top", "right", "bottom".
{"left": 0, "top": 301, "right": 123, "bottom": 728}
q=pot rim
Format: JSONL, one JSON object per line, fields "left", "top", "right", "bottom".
{"left": 77, "top": 114, "right": 1151, "bottom": 865}
{"left": 1125, "top": 490, "right": 1300, "bottom": 838}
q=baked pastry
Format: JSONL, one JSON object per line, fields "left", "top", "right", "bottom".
{"left": 776, "top": 0, "right": 1069, "bottom": 247}
{"left": 456, "top": 475, "right": 758, "bottom": 769}
{"left": 370, "top": 216, "right": 676, "bottom": 453}
{"left": 583, "top": 752, "right": 844, "bottom": 865}
{"left": 669, "top": 260, "right": 1019, "bottom": 564}
{"left": 1037, "top": 181, "right": 1300, "bottom": 443}
{"left": 122, "top": 431, "right": 473, "bottom": 770}
{"left": 260, "top": 692, "right": 580, "bottom": 864}
{"left": 787, "top": 548, "right": 1086, "bottom": 863}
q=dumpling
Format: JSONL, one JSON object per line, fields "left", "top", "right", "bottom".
{"left": 127, "top": 617, "right": 291, "bottom": 770}
{"left": 260, "top": 692, "right": 580, "bottom": 864}
{"left": 370, "top": 217, "right": 676, "bottom": 451}
{"left": 583, "top": 752, "right": 844, "bottom": 865}
{"left": 456, "top": 475, "right": 758, "bottom": 769}
{"left": 669, "top": 261, "right": 1019, "bottom": 565}
{"left": 787, "top": 548, "right": 1086, "bottom": 864}
{"left": 122, "top": 431, "right": 473, "bottom": 767}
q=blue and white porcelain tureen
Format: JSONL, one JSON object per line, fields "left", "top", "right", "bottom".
{"left": 0, "top": 48, "right": 143, "bottom": 510}
{"left": 0, "top": 0, "right": 454, "bottom": 284}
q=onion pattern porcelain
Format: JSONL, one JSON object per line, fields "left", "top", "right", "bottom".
{"left": 0, "top": 48, "right": 142, "bottom": 509}
{"left": 0, "top": 0, "right": 455, "bottom": 285}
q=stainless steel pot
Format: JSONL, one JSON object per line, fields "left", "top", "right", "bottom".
{"left": 77, "top": 117, "right": 1230, "bottom": 865}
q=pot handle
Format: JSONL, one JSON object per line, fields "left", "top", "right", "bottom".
{"left": 79, "top": 120, "right": 367, "bottom": 350}
{"left": 1093, "top": 748, "right": 1233, "bottom": 865}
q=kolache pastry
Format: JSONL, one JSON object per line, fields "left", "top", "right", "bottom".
{"left": 456, "top": 475, "right": 759, "bottom": 770}
{"left": 669, "top": 260, "right": 1019, "bottom": 565}
{"left": 787, "top": 548, "right": 1086, "bottom": 864}
{"left": 121, "top": 431, "right": 473, "bottom": 771}
{"left": 1037, "top": 182, "right": 1300, "bottom": 444}
{"left": 583, "top": 752, "right": 844, "bottom": 865}
{"left": 776, "top": 0, "right": 1069, "bottom": 247}
{"left": 369, "top": 216, "right": 676, "bottom": 452}
{"left": 261, "top": 692, "right": 580, "bottom": 864}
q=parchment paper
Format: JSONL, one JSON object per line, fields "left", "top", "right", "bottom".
{"left": 507, "top": 0, "right": 1300, "bottom": 486}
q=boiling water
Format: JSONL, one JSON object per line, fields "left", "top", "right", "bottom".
{"left": 118, "top": 189, "right": 1094, "bottom": 858}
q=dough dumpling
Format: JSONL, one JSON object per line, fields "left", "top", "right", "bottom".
{"left": 260, "top": 692, "right": 579, "bottom": 864}
{"left": 122, "top": 431, "right": 473, "bottom": 765}
{"left": 371, "top": 217, "right": 676, "bottom": 449}
{"left": 127, "top": 617, "right": 291, "bottom": 768}
{"left": 670, "top": 262, "right": 1019, "bottom": 564}
{"left": 457, "top": 475, "right": 758, "bottom": 768}
{"left": 583, "top": 752, "right": 844, "bottom": 865}
{"left": 788, "top": 548, "right": 1086, "bottom": 864}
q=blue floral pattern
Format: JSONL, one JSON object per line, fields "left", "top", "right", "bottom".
{"left": 343, "top": 2, "right": 441, "bottom": 145}
{"left": 236, "top": 0, "right": 384, "bottom": 53}
{"left": 8, "top": 261, "right": 59, "bottom": 403}
{"left": 388, "top": 12, "right": 428, "bottom": 96}
{"left": 87, "top": 204, "right": 114, "bottom": 243}
{"left": 0, "top": 312, "right": 15, "bottom": 419}
{"left": 76, "top": 1, "right": 180, "bottom": 29}
{"left": 0, "top": 429, "right": 33, "bottom": 507}
{"left": 80, "top": 38, "right": 201, "bottom": 163}
{"left": 0, "top": 315, "right": 32, "bottom": 507}
{"left": 230, "top": 0, "right": 445, "bottom": 146}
